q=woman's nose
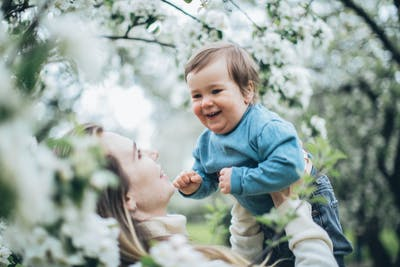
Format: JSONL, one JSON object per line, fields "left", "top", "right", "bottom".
{"left": 143, "top": 149, "right": 159, "bottom": 161}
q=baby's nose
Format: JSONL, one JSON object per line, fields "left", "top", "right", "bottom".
{"left": 202, "top": 95, "right": 214, "bottom": 107}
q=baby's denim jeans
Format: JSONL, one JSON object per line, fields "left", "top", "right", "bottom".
{"left": 309, "top": 169, "right": 353, "bottom": 267}
{"left": 261, "top": 170, "right": 353, "bottom": 267}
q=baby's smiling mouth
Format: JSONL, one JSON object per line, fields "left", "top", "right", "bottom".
{"left": 205, "top": 111, "right": 221, "bottom": 118}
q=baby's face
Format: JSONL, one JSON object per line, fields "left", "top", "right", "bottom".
{"left": 186, "top": 57, "right": 250, "bottom": 134}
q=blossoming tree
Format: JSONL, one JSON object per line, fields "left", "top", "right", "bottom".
{"left": 305, "top": 1, "right": 400, "bottom": 266}
{"left": 0, "top": 0, "right": 334, "bottom": 266}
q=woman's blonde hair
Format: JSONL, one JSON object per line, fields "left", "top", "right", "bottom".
{"left": 77, "top": 123, "right": 265, "bottom": 266}
{"left": 184, "top": 41, "right": 260, "bottom": 104}
{"left": 74, "top": 123, "right": 147, "bottom": 265}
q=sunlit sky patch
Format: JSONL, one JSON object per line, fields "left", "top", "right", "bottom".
{"left": 76, "top": 74, "right": 154, "bottom": 148}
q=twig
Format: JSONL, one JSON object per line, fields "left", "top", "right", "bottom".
{"left": 160, "top": 0, "right": 220, "bottom": 32}
{"left": 228, "top": 0, "right": 264, "bottom": 32}
{"left": 5, "top": 3, "right": 36, "bottom": 19}
{"left": 6, "top": 0, "right": 54, "bottom": 67}
{"left": 101, "top": 35, "right": 175, "bottom": 48}
{"left": 160, "top": 0, "right": 203, "bottom": 24}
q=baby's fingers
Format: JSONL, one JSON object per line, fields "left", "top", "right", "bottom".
{"left": 190, "top": 174, "right": 202, "bottom": 184}
{"left": 173, "top": 172, "right": 191, "bottom": 188}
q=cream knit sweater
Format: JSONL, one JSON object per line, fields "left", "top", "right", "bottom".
{"left": 134, "top": 200, "right": 337, "bottom": 267}
{"left": 230, "top": 199, "right": 338, "bottom": 267}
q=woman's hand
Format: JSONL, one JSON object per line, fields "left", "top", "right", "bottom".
{"left": 270, "top": 179, "right": 303, "bottom": 207}
{"left": 270, "top": 187, "right": 291, "bottom": 208}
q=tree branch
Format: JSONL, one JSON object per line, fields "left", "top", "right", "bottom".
{"left": 377, "top": 106, "right": 394, "bottom": 179}
{"left": 3, "top": 2, "right": 35, "bottom": 19}
{"left": 101, "top": 35, "right": 175, "bottom": 48}
{"left": 391, "top": 126, "right": 400, "bottom": 208}
{"left": 228, "top": 0, "right": 265, "bottom": 32}
{"left": 160, "top": 0, "right": 220, "bottom": 33}
{"left": 336, "top": 79, "right": 378, "bottom": 110}
{"left": 365, "top": 217, "right": 393, "bottom": 266}
{"left": 377, "top": 103, "right": 400, "bottom": 212}
{"left": 6, "top": 0, "right": 53, "bottom": 67}
{"left": 394, "top": 0, "right": 400, "bottom": 19}
{"left": 161, "top": 0, "right": 203, "bottom": 24}
{"left": 339, "top": 0, "right": 400, "bottom": 66}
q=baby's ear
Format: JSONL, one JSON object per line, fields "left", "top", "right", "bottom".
{"left": 244, "top": 81, "right": 255, "bottom": 104}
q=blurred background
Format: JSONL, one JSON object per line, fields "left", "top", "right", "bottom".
{"left": 0, "top": 0, "right": 399, "bottom": 266}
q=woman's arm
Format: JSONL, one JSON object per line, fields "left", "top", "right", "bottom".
{"left": 275, "top": 196, "right": 338, "bottom": 267}
{"left": 230, "top": 191, "right": 338, "bottom": 267}
{"left": 229, "top": 201, "right": 264, "bottom": 261}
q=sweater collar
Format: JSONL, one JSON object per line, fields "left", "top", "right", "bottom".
{"left": 135, "top": 214, "right": 188, "bottom": 242}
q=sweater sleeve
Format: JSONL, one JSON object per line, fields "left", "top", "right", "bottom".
{"left": 229, "top": 201, "right": 264, "bottom": 261}
{"left": 277, "top": 199, "right": 338, "bottom": 267}
{"left": 230, "top": 120, "right": 305, "bottom": 195}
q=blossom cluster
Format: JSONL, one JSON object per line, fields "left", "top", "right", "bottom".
{"left": 132, "top": 235, "right": 233, "bottom": 267}
{"left": 0, "top": 122, "right": 120, "bottom": 267}
{"left": 0, "top": 9, "right": 119, "bottom": 264}
{"left": 0, "top": 222, "right": 11, "bottom": 266}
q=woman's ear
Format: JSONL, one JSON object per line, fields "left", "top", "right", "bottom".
{"left": 124, "top": 192, "right": 137, "bottom": 212}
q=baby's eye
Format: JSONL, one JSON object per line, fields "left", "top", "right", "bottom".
{"left": 211, "top": 89, "right": 222, "bottom": 94}
{"left": 192, "top": 93, "right": 202, "bottom": 99}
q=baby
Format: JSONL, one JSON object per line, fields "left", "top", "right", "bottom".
{"left": 173, "top": 42, "right": 352, "bottom": 267}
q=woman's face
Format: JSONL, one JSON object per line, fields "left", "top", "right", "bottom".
{"left": 100, "top": 132, "right": 175, "bottom": 220}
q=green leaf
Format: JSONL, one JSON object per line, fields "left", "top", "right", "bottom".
{"left": 305, "top": 137, "right": 347, "bottom": 176}
{"left": 256, "top": 207, "right": 297, "bottom": 233}
{"left": 0, "top": 177, "right": 16, "bottom": 219}
{"left": 16, "top": 42, "right": 51, "bottom": 94}
{"left": 183, "top": 0, "right": 193, "bottom": 3}
{"left": 46, "top": 138, "right": 73, "bottom": 158}
{"left": 140, "top": 255, "right": 162, "bottom": 267}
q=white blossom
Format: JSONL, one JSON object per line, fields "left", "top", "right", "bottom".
{"left": 0, "top": 122, "right": 57, "bottom": 224}
{"left": 301, "top": 122, "right": 312, "bottom": 138}
{"left": 43, "top": 13, "right": 109, "bottom": 82}
{"left": 68, "top": 136, "right": 102, "bottom": 178}
{"left": 202, "top": 10, "right": 228, "bottom": 30}
{"left": 251, "top": 31, "right": 298, "bottom": 65}
{"left": 0, "top": 222, "right": 11, "bottom": 266}
{"left": 310, "top": 115, "right": 327, "bottom": 139}
{"left": 148, "top": 235, "right": 233, "bottom": 267}
{"left": 90, "top": 170, "right": 118, "bottom": 191}
{"left": 62, "top": 214, "right": 120, "bottom": 267}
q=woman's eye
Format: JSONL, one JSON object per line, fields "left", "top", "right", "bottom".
{"left": 211, "top": 89, "right": 222, "bottom": 94}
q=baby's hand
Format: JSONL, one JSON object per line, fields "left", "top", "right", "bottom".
{"left": 218, "top": 167, "right": 232, "bottom": 194}
{"left": 173, "top": 170, "right": 202, "bottom": 195}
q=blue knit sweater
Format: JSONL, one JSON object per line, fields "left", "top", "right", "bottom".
{"left": 185, "top": 104, "right": 305, "bottom": 215}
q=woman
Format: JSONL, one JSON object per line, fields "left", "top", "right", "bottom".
{"left": 81, "top": 124, "right": 337, "bottom": 267}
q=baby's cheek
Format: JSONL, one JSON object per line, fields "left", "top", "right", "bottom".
{"left": 192, "top": 104, "right": 201, "bottom": 115}
{"left": 192, "top": 105, "right": 205, "bottom": 122}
